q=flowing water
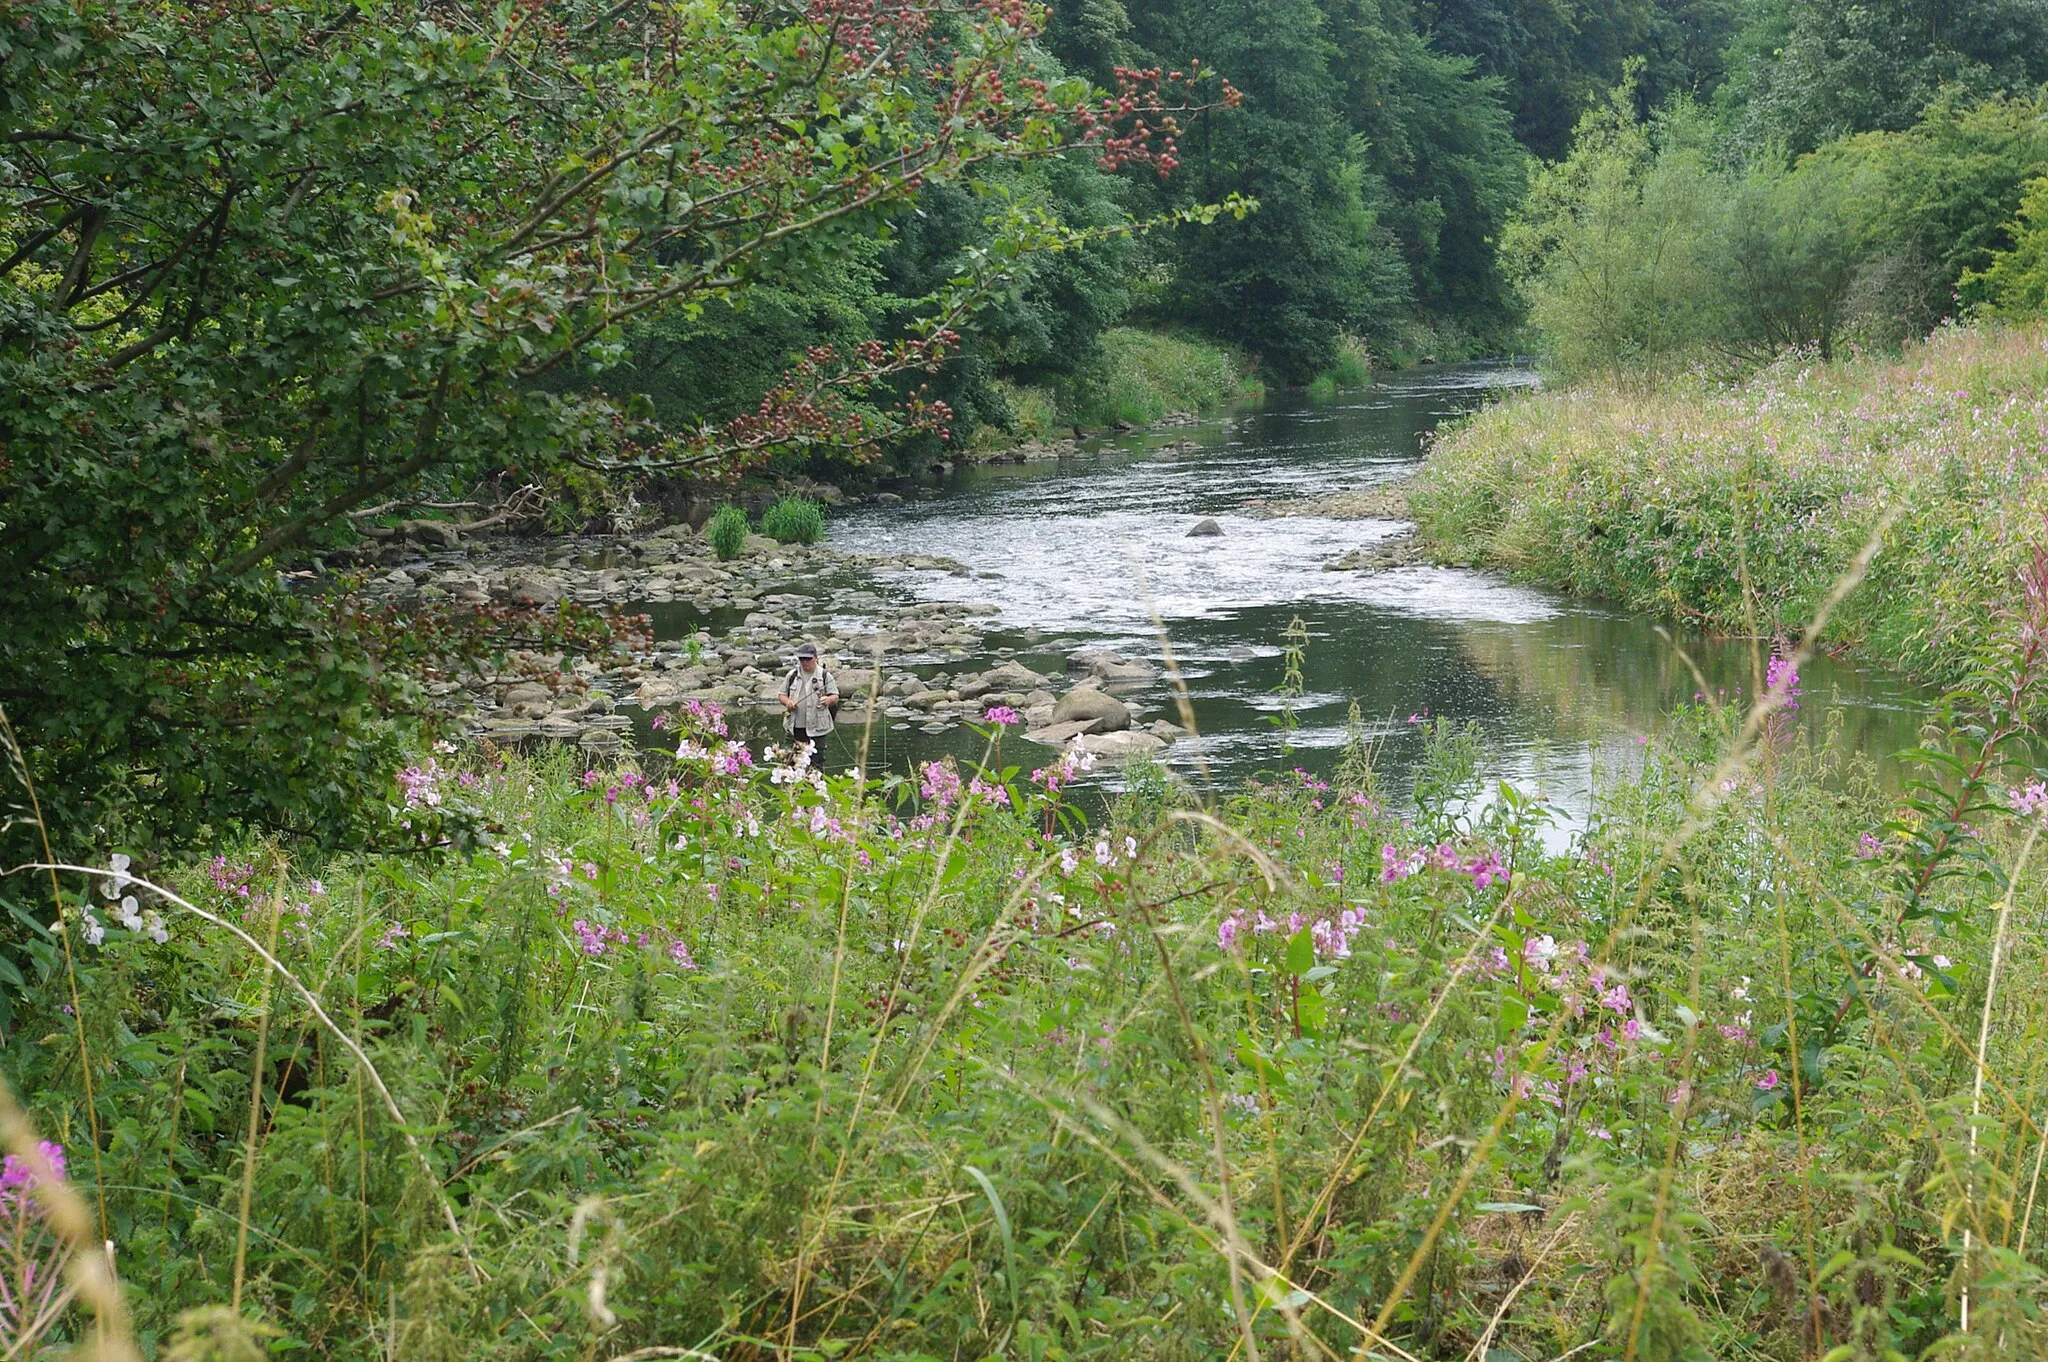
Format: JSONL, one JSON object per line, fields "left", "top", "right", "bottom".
{"left": 808, "top": 363, "right": 1930, "bottom": 827}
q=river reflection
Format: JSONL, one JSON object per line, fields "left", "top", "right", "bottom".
{"left": 801, "top": 363, "right": 1933, "bottom": 827}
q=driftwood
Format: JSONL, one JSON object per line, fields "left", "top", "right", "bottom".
{"left": 349, "top": 482, "right": 545, "bottom": 546}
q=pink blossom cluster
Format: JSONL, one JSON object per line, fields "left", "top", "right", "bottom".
{"left": 919, "top": 759, "right": 963, "bottom": 807}
{"left": 0, "top": 1140, "right": 63, "bottom": 1200}
{"left": 1216, "top": 905, "right": 1370, "bottom": 960}
{"left": 1765, "top": 654, "right": 1801, "bottom": 711}
{"left": 208, "top": 856, "right": 256, "bottom": 899}
{"left": 1381, "top": 841, "right": 1510, "bottom": 890}
{"left": 2010, "top": 782, "right": 2048, "bottom": 820}
{"left": 968, "top": 776, "right": 1011, "bottom": 808}
{"left": 397, "top": 759, "right": 445, "bottom": 808}
{"left": 983, "top": 705, "right": 1021, "bottom": 726}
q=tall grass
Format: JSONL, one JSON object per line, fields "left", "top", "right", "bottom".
{"left": 1411, "top": 323, "right": 2048, "bottom": 689}
{"left": 13, "top": 561, "right": 2048, "bottom": 1361}
{"left": 1060, "top": 326, "right": 1262, "bottom": 427}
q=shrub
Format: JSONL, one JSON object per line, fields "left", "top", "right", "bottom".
{"left": 758, "top": 495, "right": 825, "bottom": 545}
{"left": 706, "top": 505, "right": 750, "bottom": 559}
{"left": 1059, "top": 327, "right": 1259, "bottom": 427}
{"left": 1307, "top": 335, "right": 1373, "bottom": 396}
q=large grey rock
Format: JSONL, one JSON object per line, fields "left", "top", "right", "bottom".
{"left": 1067, "top": 648, "right": 1158, "bottom": 683}
{"left": 1072, "top": 730, "right": 1166, "bottom": 762}
{"left": 1024, "top": 719, "right": 1097, "bottom": 746}
{"left": 1186, "top": 518, "right": 1224, "bottom": 537}
{"left": 1051, "top": 687, "right": 1130, "bottom": 733}
{"left": 959, "top": 659, "right": 1052, "bottom": 698}
{"left": 504, "top": 571, "right": 561, "bottom": 606}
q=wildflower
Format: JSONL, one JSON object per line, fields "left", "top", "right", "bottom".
{"left": 1094, "top": 840, "right": 1113, "bottom": 867}
{"left": 1522, "top": 935, "right": 1558, "bottom": 970}
{"left": 1856, "top": 831, "right": 1883, "bottom": 858}
{"left": 376, "top": 922, "right": 410, "bottom": 950}
{"left": 1933, "top": 954, "right": 1953, "bottom": 970}
{"left": 968, "top": 776, "right": 1011, "bottom": 808}
{"left": 984, "top": 705, "right": 1021, "bottom": 726}
{"left": 397, "top": 760, "right": 444, "bottom": 808}
{"left": 668, "top": 939, "right": 698, "bottom": 970}
{"left": 0, "top": 1140, "right": 65, "bottom": 1196}
{"left": 1598, "top": 982, "right": 1632, "bottom": 1014}
{"left": 2011, "top": 783, "right": 2048, "bottom": 820}
{"left": 1059, "top": 847, "right": 1079, "bottom": 875}
{"left": 79, "top": 911, "right": 104, "bottom": 947}
{"left": 1765, "top": 654, "right": 1801, "bottom": 711}
{"left": 112, "top": 895, "right": 143, "bottom": 932}
{"left": 572, "top": 919, "right": 609, "bottom": 956}
{"left": 1589, "top": 1126, "right": 1613, "bottom": 1141}
{"left": 1719, "top": 1023, "right": 1748, "bottom": 1042}
{"left": 1217, "top": 913, "right": 1245, "bottom": 951}
{"left": 1754, "top": 1069, "right": 1781, "bottom": 1091}
{"left": 99, "top": 852, "right": 133, "bottom": 899}
{"left": 1123, "top": 836, "right": 1138, "bottom": 860}
{"left": 918, "top": 760, "right": 962, "bottom": 807}
{"left": 1622, "top": 1018, "right": 1643, "bottom": 1043}
{"left": 142, "top": 910, "right": 169, "bottom": 945}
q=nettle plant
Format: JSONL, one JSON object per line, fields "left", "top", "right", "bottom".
{"left": 0, "top": 0, "right": 1241, "bottom": 858}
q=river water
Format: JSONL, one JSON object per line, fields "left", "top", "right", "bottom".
{"left": 819, "top": 363, "right": 1930, "bottom": 826}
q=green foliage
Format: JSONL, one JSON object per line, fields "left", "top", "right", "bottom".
{"left": 1307, "top": 334, "right": 1373, "bottom": 396}
{"left": 1058, "top": 327, "right": 1259, "bottom": 425}
{"left": 706, "top": 506, "right": 751, "bottom": 561}
{"left": 1506, "top": 80, "right": 2048, "bottom": 375}
{"left": 758, "top": 496, "right": 826, "bottom": 545}
{"left": 1968, "top": 177, "right": 2048, "bottom": 318}
{"left": 15, "top": 664, "right": 2048, "bottom": 1358}
{"left": 1719, "top": 0, "right": 2048, "bottom": 157}
{"left": 0, "top": 0, "right": 1199, "bottom": 857}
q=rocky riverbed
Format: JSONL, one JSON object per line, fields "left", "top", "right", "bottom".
{"left": 359, "top": 519, "right": 1187, "bottom": 764}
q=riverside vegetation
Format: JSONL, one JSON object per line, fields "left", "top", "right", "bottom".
{"left": 18, "top": 573, "right": 2048, "bottom": 1359}
{"left": 1412, "top": 324, "right": 2048, "bottom": 694}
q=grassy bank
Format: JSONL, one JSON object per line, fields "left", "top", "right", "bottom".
{"left": 974, "top": 328, "right": 1263, "bottom": 450}
{"left": 1411, "top": 325, "right": 2048, "bottom": 688}
{"left": 14, "top": 661, "right": 2048, "bottom": 1358}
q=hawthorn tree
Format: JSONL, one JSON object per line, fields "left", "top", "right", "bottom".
{"left": 0, "top": 0, "right": 1229, "bottom": 852}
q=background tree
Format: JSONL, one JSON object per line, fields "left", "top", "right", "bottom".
{"left": 0, "top": 0, "right": 1216, "bottom": 852}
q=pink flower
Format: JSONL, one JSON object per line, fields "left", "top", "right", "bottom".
{"left": 1856, "top": 831, "right": 1883, "bottom": 858}
{"left": 668, "top": 939, "right": 698, "bottom": 970}
{"left": 1755, "top": 1068, "right": 1781, "bottom": 1091}
{"left": 983, "top": 705, "right": 1021, "bottom": 726}
{"left": 1598, "top": 983, "right": 1632, "bottom": 1014}
{"left": 1766, "top": 654, "right": 1801, "bottom": 711}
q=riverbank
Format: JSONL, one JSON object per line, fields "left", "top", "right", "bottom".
{"left": 358, "top": 520, "right": 1186, "bottom": 760}
{"left": 21, "top": 684, "right": 2047, "bottom": 1361}
{"left": 1410, "top": 325, "right": 2048, "bottom": 687}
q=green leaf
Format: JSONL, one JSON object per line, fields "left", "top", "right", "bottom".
{"left": 1286, "top": 928, "right": 1315, "bottom": 977}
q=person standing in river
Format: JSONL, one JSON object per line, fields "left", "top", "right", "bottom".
{"left": 780, "top": 642, "right": 839, "bottom": 759}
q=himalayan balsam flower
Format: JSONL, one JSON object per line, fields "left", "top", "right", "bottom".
{"left": 668, "top": 940, "right": 698, "bottom": 970}
{"left": 984, "top": 705, "right": 1021, "bottom": 726}
{"left": 1755, "top": 1069, "right": 1781, "bottom": 1091}
{"left": 2011, "top": 782, "right": 2048, "bottom": 820}
{"left": 1856, "top": 831, "right": 1883, "bottom": 858}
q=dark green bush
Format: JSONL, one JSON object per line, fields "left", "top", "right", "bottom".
{"left": 759, "top": 496, "right": 826, "bottom": 545}
{"left": 707, "top": 505, "right": 751, "bottom": 560}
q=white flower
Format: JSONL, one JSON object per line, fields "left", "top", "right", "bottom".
{"left": 113, "top": 895, "right": 143, "bottom": 932}
{"left": 1933, "top": 954, "right": 1953, "bottom": 970}
{"left": 1731, "top": 977, "right": 1751, "bottom": 1001}
{"left": 1123, "top": 836, "right": 1138, "bottom": 860}
{"left": 1093, "top": 840, "right": 1113, "bottom": 867}
{"left": 81, "top": 911, "right": 105, "bottom": 947}
{"left": 1059, "top": 847, "right": 1079, "bottom": 875}
{"left": 100, "top": 852, "right": 132, "bottom": 899}
{"left": 433, "top": 739, "right": 458, "bottom": 754}
{"left": 143, "top": 910, "right": 169, "bottom": 945}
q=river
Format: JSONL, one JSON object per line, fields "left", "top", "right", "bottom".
{"left": 813, "top": 363, "right": 1929, "bottom": 827}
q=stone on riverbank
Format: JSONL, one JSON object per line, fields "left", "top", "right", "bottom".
{"left": 1051, "top": 687, "right": 1130, "bottom": 733}
{"left": 1070, "top": 730, "right": 1165, "bottom": 762}
{"left": 1186, "top": 518, "right": 1224, "bottom": 537}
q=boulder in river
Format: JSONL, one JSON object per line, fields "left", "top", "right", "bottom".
{"left": 1186, "top": 518, "right": 1224, "bottom": 537}
{"left": 1051, "top": 687, "right": 1130, "bottom": 733}
{"left": 1071, "top": 730, "right": 1165, "bottom": 762}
